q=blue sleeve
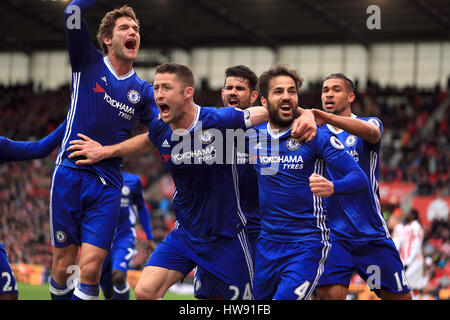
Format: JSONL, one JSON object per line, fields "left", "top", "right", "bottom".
{"left": 64, "top": 0, "right": 100, "bottom": 70}
{"left": 214, "top": 107, "right": 246, "bottom": 130}
{"left": 137, "top": 84, "right": 158, "bottom": 126}
{"left": 132, "top": 178, "right": 153, "bottom": 240}
{"left": 365, "top": 117, "right": 383, "bottom": 152}
{"left": 314, "top": 129, "right": 368, "bottom": 195}
{"left": 0, "top": 121, "right": 66, "bottom": 163}
{"left": 330, "top": 163, "right": 368, "bottom": 195}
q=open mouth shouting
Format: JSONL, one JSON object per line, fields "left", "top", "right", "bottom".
{"left": 124, "top": 38, "right": 137, "bottom": 52}
{"left": 158, "top": 103, "right": 170, "bottom": 118}
{"left": 279, "top": 103, "right": 294, "bottom": 116}
{"left": 225, "top": 96, "right": 240, "bottom": 107}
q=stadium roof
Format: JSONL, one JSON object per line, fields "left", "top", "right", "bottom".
{"left": 1, "top": 0, "right": 449, "bottom": 54}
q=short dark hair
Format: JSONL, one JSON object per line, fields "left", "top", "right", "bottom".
{"left": 258, "top": 64, "right": 304, "bottom": 99}
{"left": 224, "top": 65, "right": 258, "bottom": 92}
{"left": 324, "top": 73, "right": 355, "bottom": 92}
{"left": 410, "top": 208, "right": 419, "bottom": 221}
{"left": 155, "top": 62, "right": 195, "bottom": 88}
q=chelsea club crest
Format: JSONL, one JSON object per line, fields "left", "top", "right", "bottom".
{"left": 199, "top": 130, "right": 215, "bottom": 145}
{"left": 127, "top": 90, "right": 141, "bottom": 104}
{"left": 345, "top": 135, "right": 356, "bottom": 147}
{"left": 286, "top": 137, "right": 301, "bottom": 150}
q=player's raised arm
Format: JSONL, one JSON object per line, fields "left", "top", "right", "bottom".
{"left": 67, "top": 132, "right": 152, "bottom": 165}
{"left": 64, "top": 0, "right": 98, "bottom": 68}
{"left": 312, "top": 108, "right": 381, "bottom": 144}
{"left": 0, "top": 121, "right": 66, "bottom": 162}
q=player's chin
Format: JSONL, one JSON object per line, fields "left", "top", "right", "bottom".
{"left": 123, "top": 48, "right": 138, "bottom": 60}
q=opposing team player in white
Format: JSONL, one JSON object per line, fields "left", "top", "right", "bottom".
{"left": 393, "top": 209, "right": 429, "bottom": 298}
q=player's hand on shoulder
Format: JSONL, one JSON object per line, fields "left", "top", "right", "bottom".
{"left": 309, "top": 173, "right": 334, "bottom": 198}
{"left": 67, "top": 133, "right": 105, "bottom": 165}
{"left": 311, "top": 108, "right": 332, "bottom": 126}
{"left": 291, "top": 108, "right": 317, "bottom": 143}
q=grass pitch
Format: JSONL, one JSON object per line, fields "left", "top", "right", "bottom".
{"left": 17, "top": 282, "right": 196, "bottom": 300}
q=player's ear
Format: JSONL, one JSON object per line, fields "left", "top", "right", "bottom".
{"left": 260, "top": 96, "right": 268, "bottom": 109}
{"left": 184, "top": 86, "right": 194, "bottom": 100}
{"left": 221, "top": 88, "right": 226, "bottom": 102}
{"left": 103, "top": 36, "right": 112, "bottom": 48}
{"left": 250, "top": 91, "right": 259, "bottom": 105}
{"left": 348, "top": 92, "right": 355, "bottom": 104}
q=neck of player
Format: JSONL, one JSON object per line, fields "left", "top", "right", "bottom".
{"left": 170, "top": 102, "right": 197, "bottom": 132}
{"left": 332, "top": 106, "right": 352, "bottom": 131}
{"left": 269, "top": 121, "right": 292, "bottom": 132}
{"left": 108, "top": 53, "right": 134, "bottom": 76}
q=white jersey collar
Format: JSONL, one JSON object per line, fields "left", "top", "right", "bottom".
{"left": 103, "top": 56, "right": 135, "bottom": 80}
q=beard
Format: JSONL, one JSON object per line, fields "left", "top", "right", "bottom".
{"left": 267, "top": 102, "right": 299, "bottom": 129}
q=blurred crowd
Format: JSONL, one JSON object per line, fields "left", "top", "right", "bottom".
{"left": 0, "top": 78, "right": 449, "bottom": 296}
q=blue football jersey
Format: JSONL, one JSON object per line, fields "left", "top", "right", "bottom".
{"left": 236, "top": 138, "right": 260, "bottom": 239}
{"left": 116, "top": 172, "right": 153, "bottom": 240}
{"left": 147, "top": 105, "right": 250, "bottom": 242}
{"left": 250, "top": 123, "right": 368, "bottom": 242}
{"left": 57, "top": 0, "right": 158, "bottom": 188}
{"left": 323, "top": 115, "right": 390, "bottom": 240}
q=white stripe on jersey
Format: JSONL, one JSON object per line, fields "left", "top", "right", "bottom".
{"left": 306, "top": 159, "right": 331, "bottom": 300}
{"left": 172, "top": 188, "right": 178, "bottom": 201}
{"left": 306, "top": 240, "right": 331, "bottom": 300}
{"left": 237, "top": 229, "right": 254, "bottom": 291}
{"left": 57, "top": 72, "right": 80, "bottom": 165}
{"left": 370, "top": 150, "right": 390, "bottom": 238}
{"left": 231, "top": 146, "right": 247, "bottom": 226}
{"left": 312, "top": 159, "right": 330, "bottom": 244}
{"left": 49, "top": 165, "right": 60, "bottom": 247}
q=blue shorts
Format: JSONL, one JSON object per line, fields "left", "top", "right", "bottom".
{"left": 109, "top": 234, "right": 136, "bottom": 273}
{"left": 194, "top": 227, "right": 258, "bottom": 299}
{"left": 49, "top": 165, "right": 121, "bottom": 250}
{"left": 318, "top": 238, "right": 410, "bottom": 295}
{"left": 253, "top": 238, "right": 330, "bottom": 300}
{"left": 0, "top": 246, "right": 18, "bottom": 295}
{"left": 146, "top": 226, "right": 253, "bottom": 300}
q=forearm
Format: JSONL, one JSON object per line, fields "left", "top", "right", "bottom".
{"left": 332, "top": 169, "right": 368, "bottom": 195}
{"left": 0, "top": 122, "right": 64, "bottom": 162}
{"left": 248, "top": 107, "right": 269, "bottom": 127}
{"left": 138, "top": 208, "right": 153, "bottom": 240}
{"left": 64, "top": 0, "right": 97, "bottom": 65}
{"left": 327, "top": 114, "right": 381, "bottom": 144}
{"left": 104, "top": 133, "right": 152, "bottom": 158}
{"left": 1, "top": 140, "right": 55, "bottom": 162}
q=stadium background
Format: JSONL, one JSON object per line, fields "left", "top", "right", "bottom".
{"left": 0, "top": 0, "right": 449, "bottom": 300}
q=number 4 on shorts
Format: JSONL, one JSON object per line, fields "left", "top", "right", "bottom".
{"left": 294, "top": 281, "right": 310, "bottom": 300}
